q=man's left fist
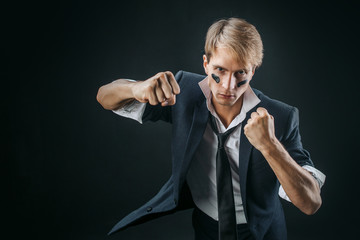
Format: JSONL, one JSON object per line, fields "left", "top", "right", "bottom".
{"left": 244, "top": 107, "right": 277, "bottom": 152}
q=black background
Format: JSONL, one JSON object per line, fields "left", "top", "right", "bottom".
{"left": 3, "top": 0, "right": 359, "bottom": 239}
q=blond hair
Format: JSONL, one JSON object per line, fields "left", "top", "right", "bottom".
{"left": 205, "top": 18, "right": 264, "bottom": 68}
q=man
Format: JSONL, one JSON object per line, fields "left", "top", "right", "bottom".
{"left": 97, "top": 18, "right": 325, "bottom": 240}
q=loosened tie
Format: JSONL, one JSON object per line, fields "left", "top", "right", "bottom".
{"left": 209, "top": 115, "right": 238, "bottom": 240}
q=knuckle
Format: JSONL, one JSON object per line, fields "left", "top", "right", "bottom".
{"left": 257, "top": 107, "right": 266, "bottom": 114}
{"left": 149, "top": 78, "right": 158, "bottom": 86}
{"left": 167, "top": 72, "right": 175, "bottom": 79}
{"left": 159, "top": 72, "right": 167, "bottom": 78}
{"left": 145, "top": 85, "right": 154, "bottom": 92}
{"left": 149, "top": 99, "right": 158, "bottom": 105}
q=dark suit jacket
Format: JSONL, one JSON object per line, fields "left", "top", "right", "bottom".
{"left": 108, "top": 71, "right": 314, "bottom": 239}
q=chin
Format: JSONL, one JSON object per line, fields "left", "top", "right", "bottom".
{"left": 216, "top": 100, "right": 236, "bottom": 107}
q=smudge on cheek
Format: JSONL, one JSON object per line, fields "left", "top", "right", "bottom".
{"left": 211, "top": 73, "right": 220, "bottom": 83}
{"left": 237, "top": 80, "right": 248, "bottom": 87}
{"left": 211, "top": 73, "right": 248, "bottom": 87}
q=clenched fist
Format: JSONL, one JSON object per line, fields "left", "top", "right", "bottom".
{"left": 243, "top": 107, "right": 277, "bottom": 152}
{"left": 132, "top": 71, "right": 180, "bottom": 107}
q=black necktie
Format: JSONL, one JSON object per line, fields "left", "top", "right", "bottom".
{"left": 209, "top": 115, "right": 238, "bottom": 240}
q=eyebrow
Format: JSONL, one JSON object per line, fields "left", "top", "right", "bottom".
{"left": 212, "top": 64, "right": 248, "bottom": 72}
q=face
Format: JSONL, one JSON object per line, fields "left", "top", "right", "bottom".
{"left": 203, "top": 47, "right": 255, "bottom": 112}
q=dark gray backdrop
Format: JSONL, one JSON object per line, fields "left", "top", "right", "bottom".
{"left": 3, "top": 0, "right": 359, "bottom": 239}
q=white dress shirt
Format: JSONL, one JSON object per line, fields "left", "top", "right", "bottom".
{"left": 113, "top": 77, "right": 326, "bottom": 224}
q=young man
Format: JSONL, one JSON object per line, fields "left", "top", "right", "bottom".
{"left": 97, "top": 18, "right": 325, "bottom": 240}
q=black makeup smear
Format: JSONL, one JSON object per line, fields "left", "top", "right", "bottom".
{"left": 237, "top": 80, "right": 248, "bottom": 87}
{"left": 211, "top": 73, "right": 220, "bottom": 83}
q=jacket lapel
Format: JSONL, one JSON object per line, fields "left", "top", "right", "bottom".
{"left": 174, "top": 97, "right": 209, "bottom": 194}
{"left": 183, "top": 98, "right": 209, "bottom": 169}
{"left": 238, "top": 112, "right": 254, "bottom": 219}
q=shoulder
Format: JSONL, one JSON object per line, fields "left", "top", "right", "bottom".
{"left": 253, "top": 88, "right": 297, "bottom": 114}
{"left": 174, "top": 70, "right": 206, "bottom": 100}
{"left": 175, "top": 70, "right": 206, "bottom": 81}
{"left": 252, "top": 88, "right": 299, "bottom": 132}
{"left": 175, "top": 70, "right": 206, "bottom": 86}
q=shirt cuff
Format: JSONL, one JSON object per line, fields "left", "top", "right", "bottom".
{"left": 112, "top": 100, "right": 146, "bottom": 124}
{"left": 279, "top": 165, "right": 326, "bottom": 202}
{"left": 302, "top": 165, "right": 326, "bottom": 188}
{"left": 111, "top": 79, "right": 147, "bottom": 124}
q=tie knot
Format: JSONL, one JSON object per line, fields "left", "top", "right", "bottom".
{"left": 209, "top": 115, "right": 237, "bottom": 148}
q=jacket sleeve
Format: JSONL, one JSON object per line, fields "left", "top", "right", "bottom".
{"left": 281, "top": 107, "right": 314, "bottom": 167}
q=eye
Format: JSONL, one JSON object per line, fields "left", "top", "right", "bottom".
{"left": 237, "top": 70, "right": 246, "bottom": 75}
{"left": 217, "top": 67, "right": 224, "bottom": 72}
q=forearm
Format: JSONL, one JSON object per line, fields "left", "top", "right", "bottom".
{"left": 96, "top": 79, "right": 137, "bottom": 110}
{"left": 261, "top": 140, "right": 322, "bottom": 215}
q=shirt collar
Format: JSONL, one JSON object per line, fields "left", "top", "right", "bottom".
{"left": 198, "top": 76, "right": 261, "bottom": 131}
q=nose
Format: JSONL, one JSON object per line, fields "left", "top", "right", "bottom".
{"left": 221, "top": 73, "right": 237, "bottom": 90}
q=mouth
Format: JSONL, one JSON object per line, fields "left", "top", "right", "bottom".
{"left": 218, "top": 93, "right": 235, "bottom": 99}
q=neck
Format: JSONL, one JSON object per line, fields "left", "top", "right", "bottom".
{"left": 212, "top": 96, "right": 244, "bottom": 128}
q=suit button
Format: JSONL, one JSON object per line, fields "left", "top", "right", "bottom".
{"left": 174, "top": 199, "right": 177, "bottom": 205}
{"left": 146, "top": 207, "right": 152, "bottom": 212}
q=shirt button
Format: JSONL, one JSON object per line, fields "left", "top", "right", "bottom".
{"left": 146, "top": 207, "right": 153, "bottom": 212}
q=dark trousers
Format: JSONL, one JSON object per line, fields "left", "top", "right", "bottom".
{"left": 192, "top": 207, "right": 254, "bottom": 240}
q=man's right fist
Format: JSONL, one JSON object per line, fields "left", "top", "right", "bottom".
{"left": 131, "top": 71, "right": 181, "bottom": 106}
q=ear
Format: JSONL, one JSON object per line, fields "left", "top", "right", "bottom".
{"left": 250, "top": 66, "right": 256, "bottom": 81}
{"left": 248, "top": 66, "right": 256, "bottom": 82}
{"left": 203, "top": 55, "right": 209, "bottom": 75}
{"left": 252, "top": 67, "right": 256, "bottom": 76}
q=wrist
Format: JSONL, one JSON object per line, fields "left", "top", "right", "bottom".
{"left": 258, "top": 137, "right": 281, "bottom": 156}
{"left": 112, "top": 79, "right": 139, "bottom": 109}
{"left": 127, "top": 80, "right": 140, "bottom": 99}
